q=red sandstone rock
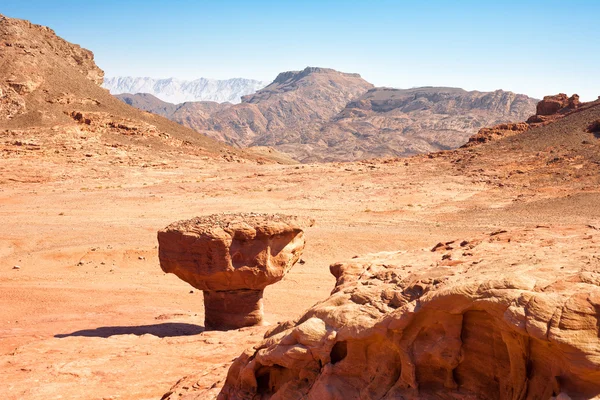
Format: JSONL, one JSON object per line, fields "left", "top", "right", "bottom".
{"left": 218, "top": 226, "right": 600, "bottom": 399}
{"left": 535, "top": 93, "right": 580, "bottom": 116}
{"left": 157, "top": 213, "right": 309, "bottom": 330}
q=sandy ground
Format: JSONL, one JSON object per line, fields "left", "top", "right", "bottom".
{"left": 1, "top": 153, "right": 599, "bottom": 399}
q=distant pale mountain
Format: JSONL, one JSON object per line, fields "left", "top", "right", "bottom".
{"left": 103, "top": 76, "right": 267, "bottom": 104}
{"left": 114, "top": 67, "right": 539, "bottom": 162}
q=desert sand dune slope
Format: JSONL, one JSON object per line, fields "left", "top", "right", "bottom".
{"left": 1, "top": 13, "right": 600, "bottom": 400}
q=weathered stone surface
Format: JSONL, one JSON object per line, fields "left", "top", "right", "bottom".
{"left": 219, "top": 226, "right": 600, "bottom": 399}
{"left": 158, "top": 213, "right": 309, "bottom": 330}
{"left": 535, "top": 93, "right": 580, "bottom": 116}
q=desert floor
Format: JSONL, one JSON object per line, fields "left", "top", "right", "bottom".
{"left": 2, "top": 154, "right": 599, "bottom": 399}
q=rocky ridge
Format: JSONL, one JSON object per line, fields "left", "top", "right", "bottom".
{"left": 117, "top": 76, "right": 537, "bottom": 162}
{"left": 307, "top": 87, "right": 537, "bottom": 162}
{"left": 103, "top": 76, "right": 267, "bottom": 104}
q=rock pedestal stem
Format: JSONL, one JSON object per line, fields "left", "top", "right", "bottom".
{"left": 203, "top": 289, "right": 264, "bottom": 330}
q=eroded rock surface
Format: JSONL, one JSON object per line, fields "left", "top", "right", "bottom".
{"left": 158, "top": 213, "right": 309, "bottom": 330}
{"left": 219, "top": 226, "right": 600, "bottom": 400}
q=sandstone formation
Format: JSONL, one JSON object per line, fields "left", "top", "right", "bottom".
{"left": 533, "top": 93, "right": 580, "bottom": 118}
{"left": 157, "top": 213, "right": 309, "bottom": 330}
{"left": 219, "top": 226, "right": 600, "bottom": 399}
{"left": 117, "top": 82, "right": 537, "bottom": 162}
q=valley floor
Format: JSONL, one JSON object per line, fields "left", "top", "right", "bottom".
{"left": 1, "top": 152, "right": 599, "bottom": 399}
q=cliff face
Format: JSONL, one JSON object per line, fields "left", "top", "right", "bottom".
{"left": 219, "top": 226, "right": 600, "bottom": 400}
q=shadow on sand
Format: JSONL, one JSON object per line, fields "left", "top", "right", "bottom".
{"left": 55, "top": 322, "right": 205, "bottom": 338}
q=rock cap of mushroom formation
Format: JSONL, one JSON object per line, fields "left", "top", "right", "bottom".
{"left": 157, "top": 213, "right": 310, "bottom": 291}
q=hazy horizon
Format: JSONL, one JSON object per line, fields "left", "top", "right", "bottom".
{"left": 2, "top": 0, "right": 599, "bottom": 100}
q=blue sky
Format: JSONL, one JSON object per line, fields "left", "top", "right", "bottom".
{"left": 2, "top": 0, "right": 599, "bottom": 100}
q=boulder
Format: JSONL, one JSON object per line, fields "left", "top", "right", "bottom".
{"left": 157, "top": 213, "right": 309, "bottom": 330}
{"left": 219, "top": 226, "right": 600, "bottom": 399}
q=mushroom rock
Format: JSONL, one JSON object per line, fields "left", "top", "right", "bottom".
{"left": 218, "top": 226, "right": 600, "bottom": 400}
{"left": 157, "top": 213, "right": 310, "bottom": 330}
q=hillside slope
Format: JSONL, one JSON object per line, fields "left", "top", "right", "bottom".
{"left": 0, "top": 14, "right": 274, "bottom": 170}
{"left": 303, "top": 86, "right": 537, "bottom": 162}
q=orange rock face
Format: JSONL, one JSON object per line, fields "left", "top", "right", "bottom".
{"left": 535, "top": 93, "right": 580, "bottom": 116}
{"left": 219, "top": 226, "right": 600, "bottom": 399}
{"left": 157, "top": 213, "right": 308, "bottom": 330}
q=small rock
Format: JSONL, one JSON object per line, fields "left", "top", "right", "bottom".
{"left": 189, "top": 290, "right": 194, "bottom": 294}
{"left": 12, "top": 265, "right": 20, "bottom": 270}
{"left": 138, "top": 256, "right": 145, "bottom": 260}
{"left": 77, "top": 261, "right": 84, "bottom": 266}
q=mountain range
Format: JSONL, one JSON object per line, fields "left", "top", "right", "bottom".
{"left": 103, "top": 76, "right": 267, "bottom": 104}
{"left": 116, "top": 68, "right": 538, "bottom": 162}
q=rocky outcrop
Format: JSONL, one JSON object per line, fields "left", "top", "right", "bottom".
{"left": 0, "top": 84, "right": 26, "bottom": 119}
{"left": 69, "top": 111, "right": 164, "bottom": 137}
{"left": 534, "top": 93, "right": 580, "bottom": 117}
{"left": 588, "top": 119, "right": 600, "bottom": 134}
{"left": 463, "top": 122, "right": 530, "bottom": 147}
{"left": 464, "top": 93, "right": 600, "bottom": 147}
{"left": 219, "top": 226, "right": 600, "bottom": 399}
{"left": 157, "top": 213, "right": 309, "bottom": 330}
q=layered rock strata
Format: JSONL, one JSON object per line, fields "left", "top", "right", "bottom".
{"left": 219, "top": 226, "right": 600, "bottom": 399}
{"left": 157, "top": 213, "right": 308, "bottom": 330}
